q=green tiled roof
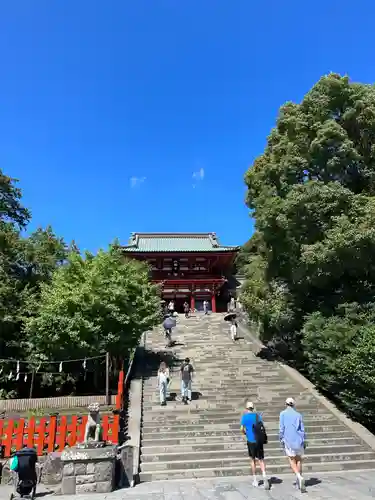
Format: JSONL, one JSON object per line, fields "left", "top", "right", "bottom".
{"left": 121, "top": 233, "right": 239, "bottom": 253}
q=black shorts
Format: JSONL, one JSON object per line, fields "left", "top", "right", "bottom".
{"left": 247, "top": 441, "right": 264, "bottom": 460}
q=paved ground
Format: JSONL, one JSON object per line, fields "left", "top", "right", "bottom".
{"left": 1, "top": 472, "right": 375, "bottom": 499}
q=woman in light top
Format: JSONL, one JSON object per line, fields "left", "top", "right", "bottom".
{"left": 228, "top": 297, "right": 236, "bottom": 312}
{"left": 230, "top": 318, "right": 238, "bottom": 341}
{"left": 157, "top": 362, "right": 170, "bottom": 406}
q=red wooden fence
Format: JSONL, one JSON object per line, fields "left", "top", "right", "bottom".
{"left": 0, "top": 414, "right": 120, "bottom": 457}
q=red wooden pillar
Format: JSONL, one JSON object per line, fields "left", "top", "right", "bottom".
{"left": 190, "top": 284, "right": 195, "bottom": 312}
{"left": 211, "top": 292, "right": 216, "bottom": 313}
{"left": 190, "top": 295, "right": 195, "bottom": 311}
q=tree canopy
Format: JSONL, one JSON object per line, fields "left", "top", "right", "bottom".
{"left": 242, "top": 74, "right": 375, "bottom": 427}
{"left": 24, "top": 249, "right": 161, "bottom": 362}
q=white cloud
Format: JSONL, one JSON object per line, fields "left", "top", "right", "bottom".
{"left": 192, "top": 167, "right": 205, "bottom": 188}
{"left": 130, "top": 176, "right": 146, "bottom": 188}
{"left": 192, "top": 167, "right": 205, "bottom": 181}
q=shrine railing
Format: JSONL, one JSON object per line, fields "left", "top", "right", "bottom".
{"left": 0, "top": 413, "right": 119, "bottom": 458}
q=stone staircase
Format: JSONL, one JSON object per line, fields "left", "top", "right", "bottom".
{"left": 139, "top": 314, "right": 375, "bottom": 481}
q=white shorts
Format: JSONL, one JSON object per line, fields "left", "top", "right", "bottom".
{"left": 285, "top": 446, "right": 304, "bottom": 458}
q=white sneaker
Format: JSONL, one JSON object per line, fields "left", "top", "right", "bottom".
{"left": 252, "top": 479, "right": 258, "bottom": 487}
{"left": 263, "top": 477, "right": 270, "bottom": 490}
{"left": 299, "top": 476, "right": 306, "bottom": 493}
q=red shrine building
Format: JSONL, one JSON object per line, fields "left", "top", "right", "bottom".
{"left": 121, "top": 232, "right": 239, "bottom": 313}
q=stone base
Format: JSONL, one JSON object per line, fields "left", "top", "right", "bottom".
{"left": 119, "top": 445, "right": 135, "bottom": 488}
{"left": 61, "top": 445, "right": 117, "bottom": 495}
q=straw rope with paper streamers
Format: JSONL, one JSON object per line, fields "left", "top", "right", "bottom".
{"left": 0, "top": 354, "right": 107, "bottom": 381}
{"left": 0, "top": 354, "right": 106, "bottom": 364}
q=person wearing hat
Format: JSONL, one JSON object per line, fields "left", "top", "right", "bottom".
{"left": 240, "top": 401, "right": 269, "bottom": 489}
{"left": 279, "top": 397, "right": 306, "bottom": 492}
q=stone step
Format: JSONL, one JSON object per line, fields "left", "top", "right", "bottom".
{"left": 143, "top": 381, "right": 287, "bottom": 388}
{"left": 147, "top": 373, "right": 283, "bottom": 379}
{"left": 144, "top": 360, "right": 279, "bottom": 367}
{"left": 158, "top": 341, "right": 250, "bottom": 345}
{"left": 142, "top": 412, "right": 335, "bottom": 427}
{"left": 142, "top": 394, "right": 315, "bottom": 403}
{"left": 143, "top": 373, "right": 285, "bottom": 380}
{"left": 141, "top": 400, "right": 323, "bottom": 411}
{"left": 142, "top": 386, "right": 296, "bottom": 395}
{"left": 142, "top": 404, "right": 320, "bottom": 413}
{"left": 142, "top": 407, "right": 328, "bottom": 419}
{"left": 141, "top": 443, "right": 367, "bottom": 463}
{"left": 141, "top": 422, "right": 347, "bottom": 437}
{"left": 143, "top": 382, "right": 296, "bottom": 395}
{"left": 142, "top": 403, "right": 330, "bottom": 414}
{"left": 139, "top": 459, "right": 375, "bottom": 482}
{"left": 148, "top": 361, "right": 276, "bottom": 369}
{"left": 142, "top": 413, "right": 338, "bottom": 426}
{"left": 142, "top": 435, "right": 363, "bottom": 454}
{"left": 165, "top": 366, "right": 281, "bottom": 371}
{"left": 150, "top": 348, "right": 257, "bottom": 353}
{"left": 141, "top": 429, "right": 357, "bottom": 447}
{"left": 154, "top": 374, "right": 283, "bottom": 379}
{"left": 142, "top": 386, "right": 300, "bottom": 395}
{"left": 143, "top": 401, "right": 328, "bottom": 420}
{"left": 144, "top": 377, "right": 293, "bottom": 385}
{"left": 140, "top": 451, "right": 375, "bottom": 472}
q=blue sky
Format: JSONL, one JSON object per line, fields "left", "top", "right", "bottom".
{"left": 0, "top": 1, "right": 373, "bottom": 252}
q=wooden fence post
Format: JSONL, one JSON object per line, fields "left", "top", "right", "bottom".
{"left": 3, "top": 420, "right": 14, "bottom": 457}
{"left": 57, "top": 416, "right": 67, "bottom": 451}
{"left": 68, "top": 416, "right": 78, "bottom": 447}
{"left": 27, "top": 417, "right": 36, "bottom": 448}
{"left": 112, "top": 415, "right": 119, "bottom": 444}
{"left": 47, "top": 416, "right": 57, "bottom": 453}
{"left": 14, "top": 418, "right": 25, "bottom": 450}
{"left": 36, "top": 418, "right": 47, "bottom": 456}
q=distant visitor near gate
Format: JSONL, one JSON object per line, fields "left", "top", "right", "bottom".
{"left": 120, "top": 233, "right": 239, "bottom": 313}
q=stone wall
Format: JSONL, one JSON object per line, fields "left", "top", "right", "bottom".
{"left": 61, "top": 446, "right": 116, "bottom": 495}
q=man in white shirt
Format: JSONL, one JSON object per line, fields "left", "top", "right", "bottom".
{"left": 230, "top": 319, "right": 237, "bottom": 341}
{"left": 203, "top": 300, "right": 209, "bottom": 315}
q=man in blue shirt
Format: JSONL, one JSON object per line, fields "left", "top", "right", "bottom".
{"left": 240, "top": 401, "right": 269, "bottom": 489}
{"left": 279, "top": 397, "right": 306, "bottom": 492}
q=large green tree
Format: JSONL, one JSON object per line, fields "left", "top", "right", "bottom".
{"left": 242, "top": 74, "right": 375, "bottom": 424}
{"left": 24, "top": 247, "right": 161, "bottom": 364}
